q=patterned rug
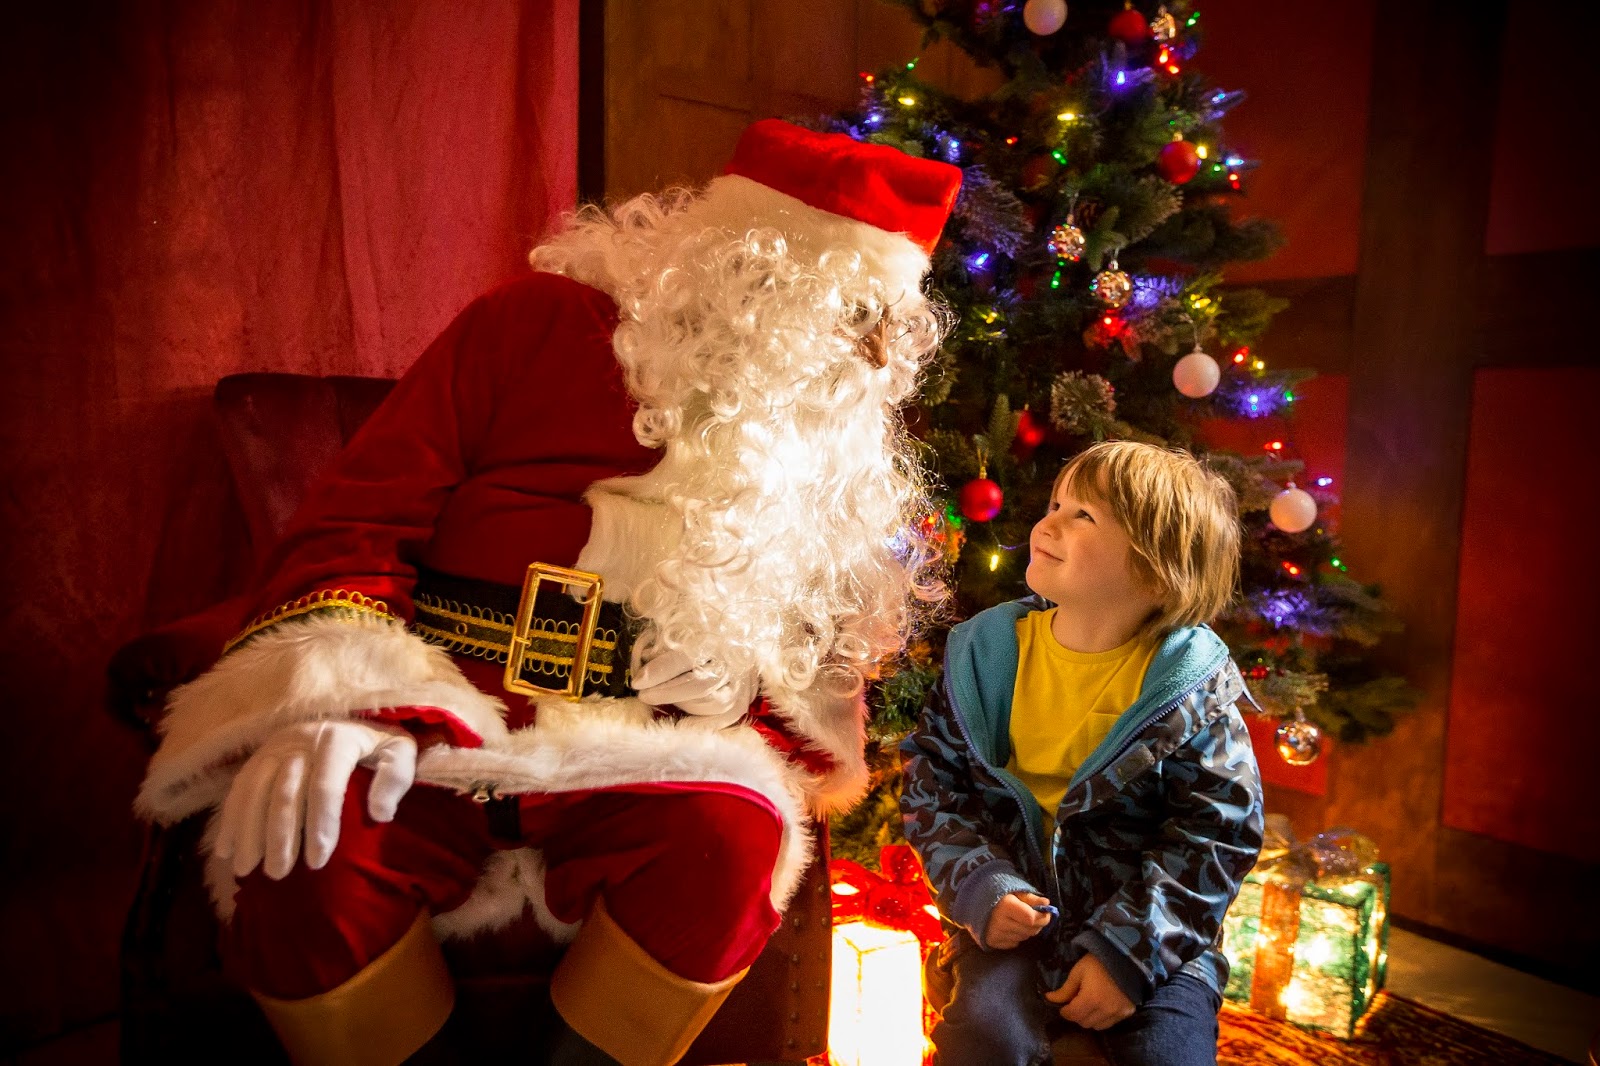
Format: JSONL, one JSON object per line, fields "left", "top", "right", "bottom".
{"left": 1219, "top": 993, "right": 1575, "bottom": 1066}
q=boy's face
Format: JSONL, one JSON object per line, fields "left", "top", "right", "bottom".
{"left": 1026, "top": 477, "right": 1161, "bottom": 617}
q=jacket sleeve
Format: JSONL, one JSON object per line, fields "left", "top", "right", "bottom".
{"left": 1072, "top": 704, "right": 1264, "bottom": 1005}
{"left": 900, "top": 682, "right": 1042, "bottom": 948}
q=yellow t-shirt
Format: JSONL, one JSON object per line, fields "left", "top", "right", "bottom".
{"left": 1006, "top": 608, "right": 1159, "bottom": 815}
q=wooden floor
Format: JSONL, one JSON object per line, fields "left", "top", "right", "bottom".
{"left": 1385, "top": 927, "right": 1598, "bottom": 1063}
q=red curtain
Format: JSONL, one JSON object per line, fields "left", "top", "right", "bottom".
{"left": 0, "top": 1, "right": 578, "bottom": 1047}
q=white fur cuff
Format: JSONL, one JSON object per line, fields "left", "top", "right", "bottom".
{"left": 136, "top": 613, "right": 510, "bottom": 824}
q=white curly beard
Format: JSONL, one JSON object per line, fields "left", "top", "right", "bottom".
{"left": 533, "top": 176, "right": 949, "bottom": 710}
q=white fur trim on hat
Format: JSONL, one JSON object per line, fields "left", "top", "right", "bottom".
{"left": 682, "top": 174, "right": 932, "bottom": 300}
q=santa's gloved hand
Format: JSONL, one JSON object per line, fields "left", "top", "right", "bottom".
{"left": 212, "top": 719, "right": 417, "bottom": 880}
{"left": 630, "top": 645, "right": 759, "bottom": 719}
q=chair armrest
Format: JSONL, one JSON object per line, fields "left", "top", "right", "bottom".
{"left": 107, "top": 595, "right": 250, "bottom": 737}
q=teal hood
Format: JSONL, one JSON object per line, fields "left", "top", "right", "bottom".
{"left": 941, "top": 598, "right": 1231, "bottom": 791}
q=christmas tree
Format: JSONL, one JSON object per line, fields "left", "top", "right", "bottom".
{"left": 818, "top": 0, "right": 1415, "bottom": 867}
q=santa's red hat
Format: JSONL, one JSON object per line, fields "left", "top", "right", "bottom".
{"left": 685, "top": 119, "right": 963, "bottom": 293}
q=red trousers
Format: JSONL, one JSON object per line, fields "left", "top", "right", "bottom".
{"left": 223, "top": 768, "right": 785, "bottom": 1000}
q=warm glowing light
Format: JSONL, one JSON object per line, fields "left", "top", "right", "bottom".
{"left": 1282, "top": 978, "right": 1314, "bottom": 1016}
{"left": 898, "top": 95, "right": 917, "bottom": 107}
{"left": 1057, "top": 111, "right": 1078, "bottom": 122}
{"left": 861, "top": 73, "right": 875, "bottom": 83}
{"left": 1283, "top": 563, "right": 1301, "bottom": 577}
{"left": 1196, "top": 144, "right": 1209, "bottom": 159}
{"left": 1233, "top": 352, "right": 1247, "bottom": 364}
{"left": 832, "top": 883, "right": 862, "bottom": 897}
{"left": 1301, "top": 936, "right": 1334, "bottom": 967}
{"left": 988, "top": 552, "right": 1000, "bottom": 571}
{"left": 1251, "top": 358, "right": 1265, "bottom": 371}
{"left": 829, "top": 922, "right": 924, "bottom": 1066}
{"left": 1005, "top": 136, "right": 1018, "bottom": 145}
{"left": 1267, "top": 440, "right": 1284, "bottom": 451}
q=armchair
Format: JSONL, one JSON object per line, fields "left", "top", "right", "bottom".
{"left": 109, "top": 373, "right": 832, "bottom": 1064}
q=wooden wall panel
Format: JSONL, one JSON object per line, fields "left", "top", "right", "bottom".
{"left": 604, "top": 0, "right": 999, "bottom": 201}
{"left": 1335, "top": 0, "right": 1503, "bottom": 928}
{"left": 1444, "top": 368, "right": 1600, "bottom": 862}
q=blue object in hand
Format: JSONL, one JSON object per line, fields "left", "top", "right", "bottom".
{"left": 1033, "top": 904, "right": 1058, "bottom": 918}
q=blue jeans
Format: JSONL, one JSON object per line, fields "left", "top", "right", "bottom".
{"left": 926, "top": 935, "right": 1222, "bottom": 1066}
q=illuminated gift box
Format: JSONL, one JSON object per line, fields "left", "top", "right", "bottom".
{"left": 828, "top": 921, "right": 926, "bottom": 1066}
{"left": 826, "top": 845, "right": 943, "bottom": 1066}
{"left": 1220, "top": 817, "right": 1390, "bottom": 1039}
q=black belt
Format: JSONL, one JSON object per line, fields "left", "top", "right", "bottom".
{"left": 411, "top": 564, "right": 636, "bottom": 700}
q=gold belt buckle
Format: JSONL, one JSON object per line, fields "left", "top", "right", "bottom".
{"left": 504, "top": 562, "right": 605, "bottom": 701}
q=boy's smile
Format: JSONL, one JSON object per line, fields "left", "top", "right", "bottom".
{"left": 1026, "top": 480, "right": 1164, "bottom": 651}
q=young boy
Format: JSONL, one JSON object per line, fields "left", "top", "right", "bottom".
{"left": 901, "top": 440, "right": 1265, "bottom": 1066}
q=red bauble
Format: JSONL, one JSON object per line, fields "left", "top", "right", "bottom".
{"left": 1157, "top": 139, "right": 1201, "bottom": 184}
{"left": 1013, "top": 409, "right": 1047, "bottom": 458}
{"left": 1108, "top": 5, "right": 1149, "bottom": 43}
{"left": 959, "top": 477, "right": 1004, "bottom": 522}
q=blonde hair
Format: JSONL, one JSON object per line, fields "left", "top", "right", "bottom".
{"left": 1054, "top": 440, "right": 1240, "bottom": 636}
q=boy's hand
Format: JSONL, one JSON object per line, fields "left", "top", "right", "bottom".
{"left": 1045, "top": 953, "right": 1135, "bottom": 1030}
{"left": 984, "top": 891, "right": 1053, "bottom": 949}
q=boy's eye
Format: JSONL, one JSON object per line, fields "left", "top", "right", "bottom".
{"left": 1077, "top": 509, "right": 1094, "bottom": 522}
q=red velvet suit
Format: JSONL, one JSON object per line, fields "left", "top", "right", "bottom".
{"left": 137, "top": 271, "right": 857, "bottom": 997}
{"left": 248, "top": 271, "right": 653, "bottom": 677}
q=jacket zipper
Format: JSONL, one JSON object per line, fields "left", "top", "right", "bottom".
{"left": 943, "top": 675, "right": 1063, "bottom": 903}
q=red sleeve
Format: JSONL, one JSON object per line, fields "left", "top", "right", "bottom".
{"left": 363, "top": 705, "right": 485, "bottom": 750}
{"left": 747, "top": 698, "right": 837, "bottom": 776}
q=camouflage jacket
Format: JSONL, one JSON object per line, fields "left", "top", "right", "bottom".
{"left": 900, "top": 598, "right": 1265, "bottom": 1006}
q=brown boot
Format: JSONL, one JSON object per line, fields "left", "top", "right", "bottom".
{"left": 252, "top": 911, "right": 456, "bottom": 1066}
{"left": 549, "top": 899, "right": 745, "bottom": 1066}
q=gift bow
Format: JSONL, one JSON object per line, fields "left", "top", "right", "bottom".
{"left": 1254, "top": 812, "right": 1380, "bottom": 889}
{"left": 830, "top": 844, "right": 945, "bottom": 951}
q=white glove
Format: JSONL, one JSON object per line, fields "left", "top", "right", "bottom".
{"left": 212, "top": 719, "right": 417, "bottom": 880}
{"left": 630, "top": 644, "right": 759, "bottom": 720}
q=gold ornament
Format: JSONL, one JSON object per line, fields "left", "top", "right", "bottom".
{"left": 1048, "top": 220, "right": 1086, "bottom": 261}
{"left": 1091, "top": 257, "right": 1132, "bottom": 309}
{"left": 1150, "top": 4, "right": 1178, "bottom": 42}
{"left": 1274, "top": 715, "right": 1324, "bottom": 766}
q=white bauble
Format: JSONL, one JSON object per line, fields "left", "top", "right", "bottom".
{"left": 1023, "top": 0, "right": 1069, "bottom": 36}
{"left": 1172, "top": 348, "right": 1221, "bottom": 398}
{"left": 1270, "top": 485, "right": 1318, "bottom": 533}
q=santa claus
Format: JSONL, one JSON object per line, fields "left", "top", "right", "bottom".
{"left": 134, "top": 119, "right": 961, "bottom": 1066}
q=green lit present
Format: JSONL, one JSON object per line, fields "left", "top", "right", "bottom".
{"left": 1220, "top": 819, "right": 1390, "bottom": 1039}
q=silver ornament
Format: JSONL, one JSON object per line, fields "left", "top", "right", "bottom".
{"left": 1172, "top": 346, "right": 1220, "bottom": 398}
{"left": 1022, "top": 0, "right": 1069, "bottom": 36}
{"left": 1270, "top": 484, "right": 1318, "bottom": 534}
{"left": 1275, "top": 716, "right": 1324, "bottom": 767}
